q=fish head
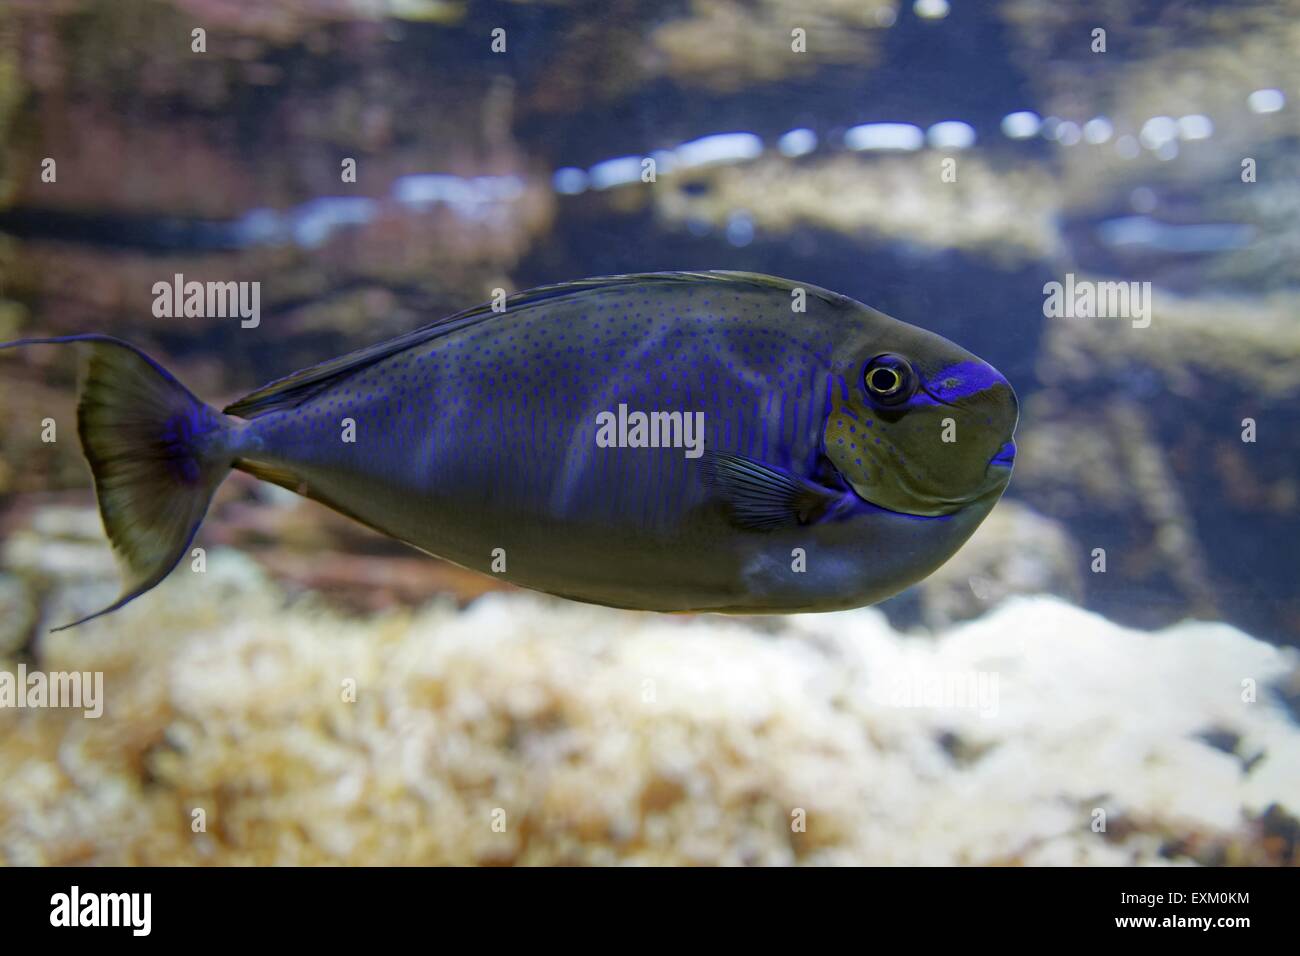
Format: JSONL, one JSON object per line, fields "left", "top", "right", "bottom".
{"left": 824, "top": 319, "right": 1018, "bottom": 517}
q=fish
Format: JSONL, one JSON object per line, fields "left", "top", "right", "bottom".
{"left": 1, "top": 271, "right": 1018, "bottom": 629}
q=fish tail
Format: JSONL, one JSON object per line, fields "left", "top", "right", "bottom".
{"left": 1, "top": 334, "right": 239, "bottom": 631}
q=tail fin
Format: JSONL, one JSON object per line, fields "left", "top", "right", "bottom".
{"left": 1, "top": 335, "right": 235, "bottom": 630}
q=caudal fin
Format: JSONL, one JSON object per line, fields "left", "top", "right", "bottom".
{"left": 1, "top": 335, "right": 236, "bottom": 630}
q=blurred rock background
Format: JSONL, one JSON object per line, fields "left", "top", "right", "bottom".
{"left": 0, "top": 0, "right": 1298, "bottom": 864}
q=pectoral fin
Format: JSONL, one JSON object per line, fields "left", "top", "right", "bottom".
{"left": 703, "top": 452, "right": 840, "bottom": 530}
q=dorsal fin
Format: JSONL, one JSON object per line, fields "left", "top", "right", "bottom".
{"left": 222, "top": 271, "right": 850, "bottom": 419}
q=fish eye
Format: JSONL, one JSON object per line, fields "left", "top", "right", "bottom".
{"left": 864, "top": 354, "right": 914, "bottom": 405}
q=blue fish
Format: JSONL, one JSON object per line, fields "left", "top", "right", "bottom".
{"left": 1, "top": 271, "right": 1017, "bottom": 628}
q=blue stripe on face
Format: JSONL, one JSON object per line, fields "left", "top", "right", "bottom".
{"left": 909, "top": 360, "right": 1007, "bottom": 406}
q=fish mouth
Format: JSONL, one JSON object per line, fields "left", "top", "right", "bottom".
{"left": 988, "top": 439, "right": 1016, "bottom": 469}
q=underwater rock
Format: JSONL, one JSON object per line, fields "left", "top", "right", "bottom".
{"left": 1019, "top": 284, "right": 1300, "bottom": 640}
{"left": 1, "top": 494, "right": 508, "bottom": 620}
{"left": 1, "top": 0, "right": 555, "bottom": 346}
{"left": 1038, "top": 286, "right": 1300, "bottom": 401}
{"left": 0, "top": 573, "right": 36, "bottom": 657}
{"left": 1003, "top": 0, "right": 1300, "bottom": 155}
{"left": 647, "top": 0, "right": 893, "bottom": 92}
{"left": 0, "top": 557, "right": 1295, "bottom": 866}
{"left": 910, "top": 500, "right": 1082, "bottom": 630}
{"left": 656, "top": 154, "right": 1061, "bottom": 264}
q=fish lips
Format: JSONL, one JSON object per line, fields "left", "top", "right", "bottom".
{"left": 988, "top": 439, "right": 1017, "bottom": 469}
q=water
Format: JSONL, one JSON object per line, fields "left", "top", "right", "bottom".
{"left": 0, "top": 0, "right": 1296, "bottom": 867}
